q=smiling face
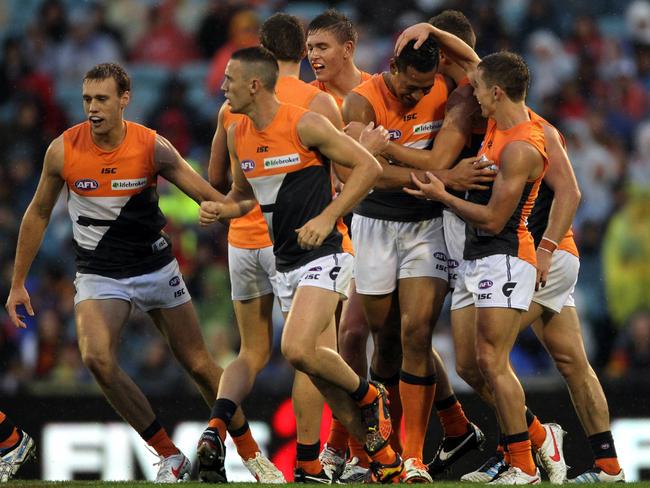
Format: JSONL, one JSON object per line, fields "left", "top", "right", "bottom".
{"left": 306, "top": 29, "right": 352, "bottom": 83}
{"left": 471, "top": 68, "right": 496, "bottom": 118}
{"left": 82, "top": 77, "right": 129, "bottom": 136}
{"left": 389, "top": 62, "right": 437, "bottom": 107}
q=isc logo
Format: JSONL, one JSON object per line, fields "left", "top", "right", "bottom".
{"left": 101, "top": 168, "right": 117, "bottom": 174}
{"left": 256, "top": 145, "right": 269, "bottom": 153}
{"left": 74, "top": 179, "right": 99, "bottom": 191}
{"left": 403, "top": 113, "right": 417, "bottom": 121}
{"left": 241, "top": 160, "right": 255, "bottom": 172}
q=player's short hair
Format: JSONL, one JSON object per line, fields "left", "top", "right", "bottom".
{"left": 307, "top": 9, "right": 358, "bottom": 45}
{"left": 395, "top": 37, "right": 439, "bottom": 73}
{"left": 84, "top": 63, "right": 130, "bottom": 95}
{"left": 231, "top": 46, "right": 279, "bottom": 90}
{"left": 260, "top": 13, "right": 305, "bottom": 62}
{"left": 429, "top": 10, "right": 476, "bottom": 48}
{"left": 478, "top": 52, "right": 529, "bottom": 102}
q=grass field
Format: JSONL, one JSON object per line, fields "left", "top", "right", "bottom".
{"left": 6, "top": 483, "right": 650, "bottom": 488}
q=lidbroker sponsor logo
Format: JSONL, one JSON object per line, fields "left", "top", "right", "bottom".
{"left": 413, "top": 120, "right": 442, "bottom": 135}
{"left": 169, "top": 276, "right": 181, "bottom": 287}
{"left": 241, "top": 160, "right": 256, "bottom": 172}
{"left": 388, "top": 129, "right": 402, "bottom": 140}
{"left": 478, "top": 279, "right": 493, "bottom": 289}
{"left": 111, "top": 178, "right": 147, "bottom": 190}
{"left": 264, "top": 153, "right": 300, "bottom": 169}
{"left": 75, "top": 179, "right": 99, "bottom": 191}
{"left": 434, "top": 252, "right": 447, "bottom": 261}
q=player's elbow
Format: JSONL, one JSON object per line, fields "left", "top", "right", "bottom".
{"left": 366, "top": 157, "right": 383, "bottom": 183}
{"left": 481, "top": 219, "right": 505, "bottom": 235}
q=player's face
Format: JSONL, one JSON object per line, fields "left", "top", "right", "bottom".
{"left": 391, "top": 64, "right": 436, "bottom": 107}
{"left": 472, "top": 69, "right": 495, "bottom": 118}
{"left": 307, "top": 30, "right": 349, "bottom": 83}
{"left": 82, "top": 78, "right": 128, "bottom": 136}
{"left": 222, "top": 59, "right": 251, "bottom": 114}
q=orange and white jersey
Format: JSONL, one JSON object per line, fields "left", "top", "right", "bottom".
{"left": 233, "top": 103, "right": 345, "bottom": 272}
{"left": 62, "top": 121, "right": 173, "bottom": 278}
{"left": 465, "top": 116, "right": 548, "bottom": 267}
{"left": 310, "top": 70, "right": 373, "bottom": 108}
{"left": 352, "top": 73, "right": 449, "bottom": 221}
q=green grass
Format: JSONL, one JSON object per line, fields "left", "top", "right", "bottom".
{"left": 6, "top": 483, "right": 650, "bottom": 488}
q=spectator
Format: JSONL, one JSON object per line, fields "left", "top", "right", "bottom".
{"left": 607, "top": 310, "right": 650, "bottom": 378}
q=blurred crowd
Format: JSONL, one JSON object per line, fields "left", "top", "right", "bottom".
{"left": 1, "top": 0, "right": 649, "bottom": 397}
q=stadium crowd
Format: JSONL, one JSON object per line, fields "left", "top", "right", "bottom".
{"left": 1, "top": 0, "right": 649, "bottom": 398}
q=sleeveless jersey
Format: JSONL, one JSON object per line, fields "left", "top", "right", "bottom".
{"left": 62, "top": 121, "right": 173, "bottom": 278}
{"left": 526, "top": 110, "right": 579, "bottom": 257}
{"left": 225, "top": 76, "right": 353, "bottom": 253}
{"left": 310, "top": 71, "right": 372, "bottom": 108}
{"left": 351, "top": 73, "right": 448, "bottom": 221}
{"left": 233, "top": 103, "right": 344, "bottom": 271}
{"left": 464, "top": 117, "right": 548, "bottom": 266}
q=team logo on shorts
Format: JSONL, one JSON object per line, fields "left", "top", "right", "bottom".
{"left": 329, "top": 266, "right": 341, "bottom": 280}
{"left": 75, "top": 178, "right": 99, "bottom": 191}
{"left": 388, "top": 129, "right": 402, "bottom": 140}
{"left": 502, "top": 282, "right": 516, "bottom": 297}
{"left": 478, "top": 280, "right": 493, "bottom": 289}
{"left": 169, "top": 276, "right": 181, "bottom": 287}
{"left": 241, "top": 160, "right": 255, "bottom": 172}
{"left": 434, "top": 252, "right": 447, "bottom": 261}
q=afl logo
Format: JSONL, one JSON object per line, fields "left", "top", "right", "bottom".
{"left": 75, "top": 179, "right": 99, "bottom": 191}
{"left": 241, "top": 160, "right": 255, "bottom": 172}
{"left": 434, "top": 252, "right": 447, "bottom": 261}
{"left": 388, "top": 129, "right": 402, "bottom": 140}
{"left": 169, "top": 276, "right": 181, "bottom": 287}
{"left": 448, "top": 259, "right": 459, "bottom": 269}
{"left": 478, "top": 279, "right": 493, "bottom": 289}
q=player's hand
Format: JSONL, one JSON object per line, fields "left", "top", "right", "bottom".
{"left": 447, "top": 156, "right": 497, "bottom": 191}
{"left": 403, "top": 171, "right": 447, "bottom": 201}
{"left": 296, "top": 213, "right": 336, "bottom": 250}
{"left": 343, "top": 121, "right": 366, "bottom": 141}
{"left": 5, "top": 285, "right": 34, "bottom": 328}
{"left": 535, "top": 247, "right": 553, "bottom": 291}
{"left": 199, "top": 201, "right": 222, "bottom": 226}
{"left": 395, "top": 23, "right": 435, "bottom": 55}
{"left": 358, "top": 121, "right": 389, "bottom": 156}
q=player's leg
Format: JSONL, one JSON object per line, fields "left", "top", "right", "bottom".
{"left": 0, "top": 412, "right": 34, "bottom": 482}
{"left": 533, "top": 307, "right": 623, "bottom": 482}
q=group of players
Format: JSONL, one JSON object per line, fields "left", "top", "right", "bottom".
{"left": 2, "top": 6, "right": 625, "bottom": 486}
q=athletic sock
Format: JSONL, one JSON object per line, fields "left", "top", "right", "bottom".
{"left": 230, "top": 421, "right": 260, "bottom": 461}
{"left": 208, "top": 398, "right": 238, "bottom": 442}
{"left": 589, "top": 431, "right": 621, "bottom": 474}
{"left": 399, "top": 371, "right": 436, "bottom": 460}
{"left": 435, "top": 394, "right": 470, "bottom": 438}
{"left": 141, "top": 420, "right": 179, "bottom": 458}
{"left": 506, "top": 432, "right": 535, "bottom": 476}
{"left": 0, "top": 412, "right": 20, "bottom": 450}
{"left": 327, "top": 418, "right": 349, "bottom": 454}
{"left": 525, "top": 408, "right": 546, "bottom": 450}
{"left": 296, "top": 441, "right": 322, "bottom": 474}
{"left": 369, "top": 443, "right": 398, "bottom": 466}
{"left": 350, "top": 378, "right": 378, "bottom": 407}
{"left": 370, "top": 369, "right": 402, "bottom": 453}
{"left": 348, "top": 435, "right": 371, "bottom": 468}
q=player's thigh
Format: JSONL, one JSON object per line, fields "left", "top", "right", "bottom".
{"left": 233, "top": 294, "right": 275, "bottom": 356}
{"left": 475, "top": 307, "right": 522, "bottom": 363}
{"left": 451, "top": 305, "right": 478, "bottom": 372}
{"left": 398, "top": 276, "right": 447, "bottom": 329}
{"left": 75, "top": 298, "right": 131, "bottom": 358}
{"left": 339, "top": 279, "right": 369, "bottom": 339}
{"left": 532, "top": 306, "right": 589, "bottom": 370}
{"left": 359, "top": 292, "right": 395, "bottom": 334}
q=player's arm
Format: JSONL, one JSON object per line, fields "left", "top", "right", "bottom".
{"left": 343, "top": 89, "right": 492, "bottom": 191}
{"left": 207, "top": 103, "right": 231, "bottom": 193}
{"left": 200, "top": 125, "right": 256, "bottom": 226}
{"left": 535, "top": 124, "right": 581, "bottom": 287}
{"left": 395, "top": 23, "right": 480, "bottom": 77}
{"left": 406, "top": 141, "right": 542, "bottom": 234}
{"left": 6, "top": 137, "right": 65, "bottom": 328}
{"left": 382, "top": 84, "right": 478, "bottom": 170}
{"left": 155, "top": 134, "right": 226, "bottom": 204}
{"left": 294, "top": 111, "right": 382, "bottom": 249}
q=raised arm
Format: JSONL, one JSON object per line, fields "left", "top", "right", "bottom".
{"left": 406, "top": 141, "right": 543, "bottom": 234}
{"left": 207, "top": 103, "right": 232, "bottom": 193}
{"left": 6, "top": 137, "right": 66, "bottom": 327}
{"left": 395, "top": 23, "right": 481, "bottom": 77}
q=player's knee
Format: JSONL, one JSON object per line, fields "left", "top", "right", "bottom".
{"left": 239, "top": 347, "right": 271, "bottom": 373}
{"left": 281, "top": 341, "right": 311, "bottom": 372}
{"left": 401, "top": 324, "right": 432, "bottom": 354}
{"left": 475, "top": 348, "right": 499, "bottom": 381}
{"left": 553, "top": 350, "right": 588, "bottom": 380}
{"left": 456, "top": 361, "right": 483, "bottom": 389}
{"left": 81, "top": 349, "right": 115, "bottom": 380}
{"left": 339, "top": 321, "right": 368, "bottom": 349}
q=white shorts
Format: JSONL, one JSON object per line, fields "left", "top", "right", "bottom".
{"left": 443, "top": 209, "right": 466, "bottom": 290}
{"left": 74, "top": 259, "right": 191, "bottom": 312}
{"left": 532, "top": 250, "right": 579, "bottom": 313}
{"left": 275, "top": 253, "right": 353, "bottom": 312}
{"left": 351, "top": 215, "right": 448, "bottom": 295}
{"left": 454, "top": 254, "right": 536, "bottom": 311}
{"left": 228, "top": 244, "right": 277, "bottom": 301}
